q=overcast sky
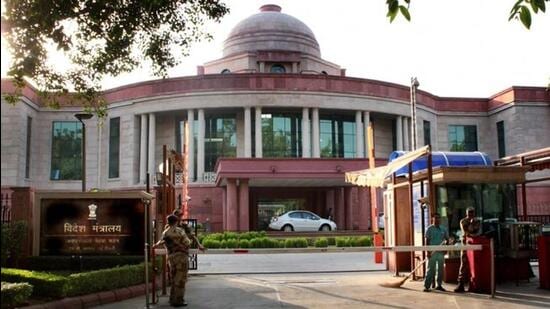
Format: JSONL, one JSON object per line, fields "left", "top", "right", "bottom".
{"left": 1, "top": 0, "right": 549, "bottom": 97}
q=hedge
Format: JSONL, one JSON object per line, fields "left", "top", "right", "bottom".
{"left": 25, "top": 255, "right": 145, "bottom": 272}
{"left": 314, "top": 238, "right": 328, "bottom": 248}
{"left": 0, "top": 268, "right": 68, "bottom": 298}
{"left": 1, "top": 282, "right": 33, "bottom": 308}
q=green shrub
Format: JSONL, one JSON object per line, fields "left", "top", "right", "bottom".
{"left": 202, "top": 239, "right": 221, "bottom": 249}
{"left": 249, "top": 238, "right": 264, "bottom": 248}
{"left": 0, "top": 268, "right": 68, "bottom": 298}
{"left": 1, "top": 221, "right": 27, "bottom": 267}
{"left": 284, "top": 238, "right": 295, "bottom": 248}
{"left": 278, "top": 239, "right": 286, "bottom": 248}
{"left": 225, "top": 239, "right": 238, "bottom": 249}
{"left": 25, "top": 256, "right": 144, "bottom": 272}
{"left": 327, "top": 237, "right": 336, "bottom": 246}
{"left": 223, "top": 232, "right": 238, "bottom": 240}
{"left": 238, "top": 239, "right": 250, "bottom": 248}
{"left": 314, "top": 238, "right": 328, "bottom": 248}
{"left": 306, "top": 238, "right": 315, "bottom": 247}
{"left": 336, "top": 237, "right": 350, "bottom": 247}
{"left": 258, "top": 231, "right": 267, "bottom": 238}
{"left": 1, "top": 282, "right": 33, "bottom": 308}
{"left": 294, "top": 238, "right": 308, "bottom": 248}
{"left": 356, "top": 236, "right": 372, "bottom": 247}
{"left": 219, "top": 240, "right": 227, "bottom": 249}
{"left": 204, "top": 233, "right": 223, "bottom": 241}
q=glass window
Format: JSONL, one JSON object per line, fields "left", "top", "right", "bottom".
{"left": 497, "top": 121, "right": 505, "bottom": 158}
{"left": 25, "top": 116, "right": 32, "bottom": 178}
{"left": 448, "top": 125, "right": 477, "bottom": 151}
{"left": 262, "top": 112, "right": 302, "bottom": 157}
{"left": 289, "top": 212, "right": 302, "bottom": 219}
{"left": 205, "top": 115, "right": 237, "bottom": 172}
{"left": 423, "top": 120, "right": 431, "bottom": 146}
{"left": 51, "top": 121, "right": 82, "bottom": 180}
{"left": 320, "top": 115, "right": 356, "bottom": 158}
{"left": 109, "top": 117, "right": 120, "bottom": 178}
{"left": 270, "top": 64, "right": 286, "bottom": 73}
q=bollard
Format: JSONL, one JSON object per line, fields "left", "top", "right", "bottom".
{"left": 374, "top": 233, "right": 383, "bottom": 264}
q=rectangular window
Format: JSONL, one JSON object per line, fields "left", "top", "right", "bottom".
{"left": 320, "top": 115, "right": 356, "bottom": 158}
{"left": 205, "top": 115, "right": 237, "bottom": 172}
{"left": 262, "top": 112, "right": 302, "bottom": 158}
{"left": 51, "top": 121, "right": 82, "bottom": 180}
{"left": 448, "top": 125, "right": 477, "bottom": 151}
{"left": 25, "top": 116, "right": 32, "bottom": 178}
{"left": 109, "top": 117, "right": 120, "bottom": 178}
{"left": 423, "top": 120, "right": 431, "bottom": 146}
{"left": 497, "top": 121, "right": 505, "bottom": 158}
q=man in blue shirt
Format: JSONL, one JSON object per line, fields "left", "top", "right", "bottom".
{"left": 424, "top": 213, "right": 449, "bottom": 292}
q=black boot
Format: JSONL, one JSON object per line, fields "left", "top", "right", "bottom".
{"left": 454, "top": 283, "right": 465, "bottom": 293}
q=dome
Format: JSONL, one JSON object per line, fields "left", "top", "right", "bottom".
{"left": 223, "top": 4, "right": 321, "bottom": 57}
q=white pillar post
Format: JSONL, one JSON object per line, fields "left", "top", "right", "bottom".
{"left": 302, "top": 108, "right": 310, "bottom": 158}
{"left": 311, "top": 108, "right": 320, "bottom": 157}
{"left": 396, "top": 116, "right": 403, "bottom": 151}
{"left": 197, "top": 109, "right": 205, "bottom": 182}
{"left": 255, "top": 107, "right": 263, "bottom": 158}
{"left": 355, "top": 111, "right": 364, "bottom": 158}
{"left": 244, "top": 107, "right": 252, "bottom": 158}
{"left": 139, "top": 114, "right": 148, "bottom": 184}
{"left": 363, "top": 111, "right": 370, "bottom": 158}
{"left": 187, "top": 110, "right": 195, "bottom": 182}
{"left": 403, "top": 117, "right": 410, "bottom": 151}
{"left": 147, "top": 113, "right": 156, "bottom": 184}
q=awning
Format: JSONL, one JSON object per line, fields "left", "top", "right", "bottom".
{"left": 345, "top": 145, "right": 430, "bottom": 187}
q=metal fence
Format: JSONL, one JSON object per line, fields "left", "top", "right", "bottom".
{"left": 1, "top": 191, "right": 12, "bottom": 224}
{"left": 520, "top": 215, "right": 550, "bottom": 225}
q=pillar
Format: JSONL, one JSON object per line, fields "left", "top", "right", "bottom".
{"left": 244, "top": 107, "right": 252, "bottom": 158}
{"left": 311, "top": 108, "right": 320, "bottom": 157}
{"left": 197, "top": 109, "right": 205, "bottom": 182}
{"left": 187, "top": 110, "right": 195, "bottom": 182}
{"left": 325, "top": 190, "right": 335, "bottom": 219}
{"left": 396, "top": 116, "right": 403, "bottom": 150}
{"left": 344, "top": 187, "right": 353, "bottom": 230}
{"left": 147, "top": 113, "right": 156, "bottom": 184}
{"left": 292, "top": 62, "right": 298, "bottom": 73}
{"left": 302, "top": 108, "right": 310, "bottom": 157}
{"left": 238, "top": 179, "right": 250, "bottom": 231}
{"left": 358, "top": 187, "right": 370, "bottom": 230}
{"left": 363, "top": 111, "right": 370, "bottom": 158}
{"left": 355, "top": 111, "right": 364, "bottom": 157}
{"left": 335, "top": 187, "right": 345, "bottom": 229}
{"left": 222, "top": 189, "right": 227, "bottom": 231}
{"left": 259, "top": 62, "right": 265, "bottom": 73}
{"left": 226, "top": 179, "right": 238, "bottom": 231}
{"left": 255, "top": 107, "right": 263, "bottom": 158}
{"left": 403, "top": 117, "right": 410, "bottom": 151}
{"left": 139, "top": 114, "right": 147, "bottom": 184}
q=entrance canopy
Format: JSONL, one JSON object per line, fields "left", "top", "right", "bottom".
{"left": 345, "top": 145, "right": 430, "bottom": 188}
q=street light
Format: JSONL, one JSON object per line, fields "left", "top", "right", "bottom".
{"left": 75, "top": 113, "right": 94, "bottom": 192}
{"left": 410, "top": 77, "right": 420, "bottom": 150}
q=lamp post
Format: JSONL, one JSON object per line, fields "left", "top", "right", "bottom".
{"left": 410, "top": 77, "right": 420, "bottom": 150}
{"left": 75, "top": 113, "right": 94, "bottom": 192}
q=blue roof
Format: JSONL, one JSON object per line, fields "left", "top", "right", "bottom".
{"left": 389, "top": 151, "right": 492, "bottom": 177}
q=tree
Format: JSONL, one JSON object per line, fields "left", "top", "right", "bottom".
{"left": 386, "top": 0, "right": 548, "bottom": 29}
{"left": 1, "top": 0, "right": 229, "bottom": 116}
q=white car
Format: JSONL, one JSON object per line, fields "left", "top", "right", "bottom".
{"left": 269, "top": 210, "right": 337, "bottom": 232}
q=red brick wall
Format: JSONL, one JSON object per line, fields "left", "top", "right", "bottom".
{"left": 517, "top": 185, "right": 550, "bottom": 215}
{"left": 188, "top": 186, "right": 224, "bottom": 231}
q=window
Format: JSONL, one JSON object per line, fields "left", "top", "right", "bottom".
{"left": 289, "top": 212, "right": 302, "bottom": 219}
{"left": 320, "top": 115, "right": 356, "bottom": 158}
{"left": 270, "top": 64, "right": 286, "bottom": 73}
{"left": 25, "top": 116, "right": 32, "bottom": 178}
{"left": 497, "top": 121, "right": 505, "bottom": 158}
{"left": 448, "top": 125, "right": 477, "bottom": 151}
{"left": 221, "top": 69, "right": 231, "bottom": 74}
{"left": 51, "top": 121, "right": 82, "bottom": 180}
{"left": 205, "top": 115, "right": 237, "bottom": 172}
{"left": 423, "top": 120, "right": 431, "bottom": 146}
{"left": 262, "top": 112, "right": 301, "bottom": 157}
{"left": 109, "top": 117, "right": 120, "bottom": 178}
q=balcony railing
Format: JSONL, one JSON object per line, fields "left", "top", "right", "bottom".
{"left": 174, "top": 172, "right": 216, "bottom": 185}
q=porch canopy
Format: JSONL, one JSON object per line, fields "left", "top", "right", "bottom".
{"left": 345, "top": 145, "right": 430, "bottom": 188}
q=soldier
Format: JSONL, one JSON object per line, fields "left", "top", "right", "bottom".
{"left": 154, "top": 215, "right": 191, "bottom": 307}
{"left": 171, "top": 209, "right": 206, "bottom": 252}
{"left": 423, "top": 213, "right": 449, "bottom": 292}
{"left": 454, "top": 207, "right": 481, "bottom": 293}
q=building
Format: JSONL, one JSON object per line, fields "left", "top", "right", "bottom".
{"left": 2, "top": 4, "right": 549, "bottom": 232}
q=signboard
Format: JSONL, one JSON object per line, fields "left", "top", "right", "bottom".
{"left": 40, "top": 198, "right": 144, "bottom": 255}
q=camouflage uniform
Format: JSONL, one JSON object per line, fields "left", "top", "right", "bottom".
{"left": 162, "top": 225, "right": 191, "bottom": 306}
{"left": 457, "top": 217, "right": 481, "bottom": 284}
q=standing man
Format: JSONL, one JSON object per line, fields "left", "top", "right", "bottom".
{"left": 172, "top": 209, "right": 206, "bottom": 252}
{"left": 454, "top": 206, "right": 481, "bottom": 293}
{"left": 154, "top": 215, "right": 191, "bottom": 307}
{"left": 424, "top": 213, "right": 449, "bottom": 292}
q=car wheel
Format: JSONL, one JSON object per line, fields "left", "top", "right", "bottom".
{"left": 320, "top": 224, "right": 331, "bottom": 232}
{"left": 282, "top": 224, "right": 294, "bottom": 232}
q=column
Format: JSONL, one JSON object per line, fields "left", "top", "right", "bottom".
{"left": 292, "top": 62, "right": 298, "bottom": 73}
{"left": 244, "top": 107, "right": 252, "bottom": 158}
{"left": 363, "top": 111, "right": 370, "bottom": 158}
{"left": 355, "top": 111, "right": 364, "bottom": 158}
{"left": 396, "top": 116, "right": 403, "bottom": 150}
{"left": 311, "top": 108, "right": 320, "bottom": 157}
{"left": 255, "top": 107, "right": 263, "bottom": 158}
{"left": 226, "top": 179, "right": 238, "bottom": 231}
{"left": 335, "top": 188, "right": 345, "bottom": 229}
{"left": 238, "top": 179, "right": 250, "bottom": 231}
{"left": 259, "top": 62, "right": 265, "bottom": 73}
{"left": 325, "top": 190, "right": 335, "bottom": 219}
{"left": 147, "top": 113, "right": 156, "bottom": 184}
{"left": 344, "top": 187, "right": 353, "bottom": 230}
{"left": 139, "top": 114, "right": 147, "bottom": 184}
{"left": 187, "top": 110, "right": 195, "bottom": 182}
{"left": 302, "top": 108, "right": 310, "bottom": 158}
{"left": 197, "top": 109, "right": 205, "bottom": 182}
{"left": 403, "top": 117, "right": 410, "bottom": 151}
{"left": 358, "top": 187, "right": 370, "bottom": 230}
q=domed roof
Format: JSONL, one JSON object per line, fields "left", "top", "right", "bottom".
{"left": 223, "top": 5, "right": 321, "bottom": 57}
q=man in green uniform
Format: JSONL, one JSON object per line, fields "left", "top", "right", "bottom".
{"left": 424, "top": 213, "right": 449, "bottom": 292}
{"left": 172, "top": 209, "right": 205, "bottom": 252}
{"left": 454, "top": 207, "right": 481, "bottom": 293}
{"left": 154, "top": 215, "right": 191, "bottom": 307}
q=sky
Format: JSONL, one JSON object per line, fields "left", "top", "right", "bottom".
{"left": 1, "top": 0, "right": 549, "bottom": 98}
